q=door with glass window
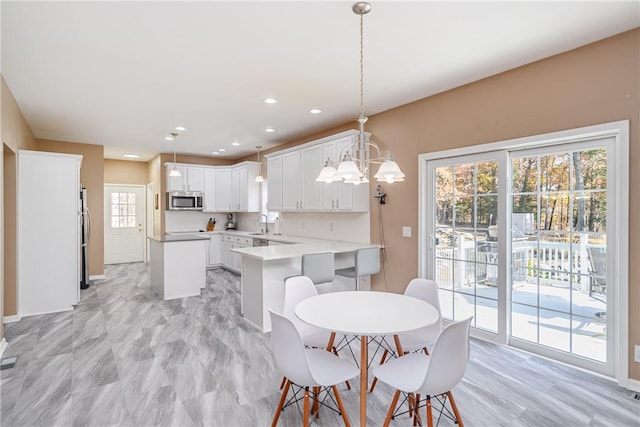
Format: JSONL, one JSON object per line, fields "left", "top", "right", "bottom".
{"left": 509, "top": 140, "right": 611, "bottom": 374}
{"left": 104, "top": 185, "right": 146, "bottom": 264}
{"left": 426, "top": 152, "right": 507, "bottom": 341}
{"left": 425, "top": 138, "right": 614, "bottom": 375}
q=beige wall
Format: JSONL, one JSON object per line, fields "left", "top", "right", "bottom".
{"left": 36, "top": 139, "right": 104, "bottom": 278}
{"left": 260, "top": 29, "right": 640, "bottom": 379}
{"left": 1, "top": 76, "right": 37, "bottom": 323}
{"left": 105, "top": 159, "right": 148, "bottom": 185}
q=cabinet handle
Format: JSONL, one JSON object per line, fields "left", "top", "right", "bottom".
{"left": 332, "top": 200, "right": 335, "bottom": 209}
{"left": 336, "top": 200, "right": 339, "bottom": 209}
{"left": 299, "top": 201, "right": 302, "bottom": 209}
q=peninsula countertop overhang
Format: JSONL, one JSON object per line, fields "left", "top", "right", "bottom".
{"left": 230, "top": 234, "right": 379, "bottom": 261}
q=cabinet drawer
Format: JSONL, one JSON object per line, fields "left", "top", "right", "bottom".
{"left": 223, "top": 235, "right": 252, "bottom": 245}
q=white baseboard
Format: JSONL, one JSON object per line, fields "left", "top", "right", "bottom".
{"left": 3, "top": 315, "right": 21, "bottom": 324}
{"left": 0, "top": 338, "right": 7, "bottom": 358}
{"left": 627, "top": 378, "right": 640, "bottom": 392}
{"left": 90, "top": 274, "right": 105, "bottom": 281}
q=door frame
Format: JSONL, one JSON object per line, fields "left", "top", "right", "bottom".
{"left": 418, "top": 120, "right": 629, "bottom": 387}
{"left": 104, "top": 183, "right": 147, "bottom": 264}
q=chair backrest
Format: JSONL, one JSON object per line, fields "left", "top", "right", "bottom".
{"left": 282, "top": 276, "right": 318, "bottom": 324}
{"left": 355, "top": 247, "right": 381, "bottom": 277}
{"left": 404, "top": 278, "right": 443, "bottom": 336}
{"left": 418, "top": 317, "right": 472, "bottom": 396}
{"left": 269, "top": 309, "right": 316, "bottom": 386}
{"left": 587, "top": 246, "right": 607, "bottom": 284}
{"left": 301, "top": 252, "right": 335, "bottom": 284}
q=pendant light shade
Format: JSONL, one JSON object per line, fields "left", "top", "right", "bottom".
{"left": 315, "top": 2, "right": 405, "bottom": 185}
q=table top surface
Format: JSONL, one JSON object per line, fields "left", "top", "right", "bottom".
{"left": 295, "top": 291, "right": 439, "bottom": 336}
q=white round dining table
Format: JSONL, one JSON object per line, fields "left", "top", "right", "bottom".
{"left": 295, "top": 291, "right": 440, "bottom": 427}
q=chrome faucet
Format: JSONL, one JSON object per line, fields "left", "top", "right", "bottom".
{"left": 257, "top": 214, "right": 269, "bottom": 234}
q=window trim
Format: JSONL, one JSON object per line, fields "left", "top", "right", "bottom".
{"left": 418, "top": 120, "right": 629, "bottom": 387}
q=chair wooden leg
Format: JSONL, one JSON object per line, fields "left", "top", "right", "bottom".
{"left": 303, "top": 387, "right": 310, "bottom": 427}
{"left": 426, "top": 396, "right": 434, "bottom": 427}
{"left": 333, "top": 385, "right": 351, "bottom": 427}
{"left": 422, "top": 347, "right": 430, "bottom": 356}
{"left": 279, "top": 376, "right": 286, "bottom": 390}
{"left": 311, "top": 386, "right": 320, "bottom": 416}
{"left": 271, "top": 380, "right": 290, "bottom": 427}
{"left": 447, "top": 391, "right": 464, "bottom": 426}
{"left": 413, "top": 394, "right": 421, "bottom": 426}
{"left": 383, "top": 390, "right": 402, "bottom": 427}
{"left": 369, "top": 349, "right": 389, "bottom": 393}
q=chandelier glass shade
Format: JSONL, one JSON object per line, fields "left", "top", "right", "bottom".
{"left": 315, "top": 2, "right": 405, "bottom": 185}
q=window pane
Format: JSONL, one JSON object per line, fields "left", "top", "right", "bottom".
{"left": 572, "top": 314, "right": 606, "bottom": 362}
{"left": 512, "top": 303, "right": 537, "bottom": 342}
{"left": 127, "top": 216, "right": 136, "bottom": 228}
{"left": 119, "top": 193, "right": 127, "bottom": 203}
{"left": 435, "top": 166, "right": 453, "bottom": 196}
{"left": 572, "top": 191, "right": 606, "bottom": 233}
{"left": 512, "top": 156, "right": 538, "bottom": 194}
{"left": 111, "top": 217, "right": 119, "bottom": 228}
{"left": 539, "top": 309, "right": 570, "bottom": 352}
{"left": 127, "top": 204, "right": 136, "bottom": 215}
{"left": 476, "top": 195, "right": 497, "bottom": 229}
{"left": 540, "top": 192, "right": 570, "bottom": 232}
{"left": 111, "top": 205, "right": 119, "bottom": 216}
{"left": 111, "top": 193, "right": 119, "bottom": 204}
{"left": 540, "top": 153, "right": 570, "bottom": 192}
{"left": 454, "top": 164, "right": 475, "bottom": 195}
{"left": 127, "top": 193, "right": 136, "bottom": 204}
{"left": 435, "top": 197, "right": 453, "bottom": 226}
{"left": 575, "top": 148, "right": 607, "bottom": 190}
{"left": 477, "top": 161, "right": 498, "bottom": 194}
{"left": 454, "top": 196, "right": 474, "bottom": 228}
{"left": 476, "top": 296, "right": 498, "bottom": 333}
{"left": 439, "top": 290, "right": 453, "bottom": 320}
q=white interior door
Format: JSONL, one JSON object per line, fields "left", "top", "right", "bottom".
{"left": 104, "top": 185, "right": 145, "bottom": 264}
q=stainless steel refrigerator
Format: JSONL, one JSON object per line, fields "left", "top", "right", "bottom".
{"left": 80, "top": 187, "right": 91, "bottom": 289}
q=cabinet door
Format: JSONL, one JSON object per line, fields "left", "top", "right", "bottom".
{"left": 238, "top": 166, "right": 249, "bottom": 211}
{"left": 215, "top": 169, "right": 232, "bottom": 211}
{"left": 321, "top": 142, "right": 338, "bottom": 210}
{"left": 224, "top": 241, "right": 234, "bottom": 269}
{"left": 282, "top": 152, "right": 301, "bottom": 211}
{"left": 244, "top": 163, "right": 261, "bottom": 212}
{"left": 336, "top": 137, "right": 355, "bottom": 211}
{"left": 231, "top": 168, "right": 241, "bottom": 211}
{"left": 209, "top": 234, "right": 223, "bottom": 266}
{"left": 266, "top": 156, "right": 283, "bottom": 211}
{"left": 300, "top": 145, "right": 324, "bottom": 211}
{"left": 166, "top": 165, "right": 187, "bottom": 191}
{"left": 186, "top": 167, "right": 204, "bottom": 192}
{"left": 203, "top": 168, "right": 216, "bottom": 211}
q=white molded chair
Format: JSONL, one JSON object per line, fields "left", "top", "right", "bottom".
{"left": 372, "top": 317, "right": 473, "bottom": 427}
{"left": 335, "top": 247, "right": 380, "bottom": 290}
{"left": 370, "top": 278, "right": 442, "bottom": 392}
{"left": 269, "top": 309, "right": 359, "bottom": 427}
{"left": 282, "top": 276, "right": 333, "bottom": 348}
{"left": 301, "top": 252, "right": 335, "bottom": 285}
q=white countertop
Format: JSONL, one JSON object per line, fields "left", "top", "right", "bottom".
{"left": 149, "top": 234, "right": 210, "bottom": 243}
{"left": 230, "top": 235, "right": 378, "bottom": 261}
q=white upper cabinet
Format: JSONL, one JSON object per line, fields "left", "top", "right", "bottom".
{"left": 166, "top": 164, "right": 204, "bottom": 192}
{"left": 203, "top": 168, "right": 216, "bottom": 212}
{"left": 266, "top": 156, "right": 283, "bottom": 211}
{"left": 215, "top": 168, "right": 232, "bottom": 211}
{"left": 265, "top": 131, "right": 369, "bottom": 213}
{"left": 232, "top": 162, "right": 261, "bottom": 212}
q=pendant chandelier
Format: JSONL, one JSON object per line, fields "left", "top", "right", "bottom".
{"left": 316, "top": 2, "right": 405, "bottom": 185}
{"left": 255, "top": 145, "right": 265, "bottom": 183}
{"left": 168, "top": 132, "right": 181, "bottom": 177}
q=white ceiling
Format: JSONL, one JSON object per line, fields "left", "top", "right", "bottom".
{"left": 2, "top": 1, "right": 638, "bottom": 161}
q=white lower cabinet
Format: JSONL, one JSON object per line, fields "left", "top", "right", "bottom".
{"left": 208, "top": 234, "right": 223, "bottom": 267}
{"left": 223, "top": 235, "right": 252, "bottom": 273}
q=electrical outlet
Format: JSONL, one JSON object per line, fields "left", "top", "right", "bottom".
{"left": 402, "top": 226, "right": 412, "bottom": 237}
{"left": 635, "top": 345, "right": 640, "bottom": 363}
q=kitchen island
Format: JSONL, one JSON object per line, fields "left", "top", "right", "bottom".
{"left": 232, "top": 236, "right": 379, "bottom": 332}
{"left": 148, "top": 234, "right": 209, "bottom": 300}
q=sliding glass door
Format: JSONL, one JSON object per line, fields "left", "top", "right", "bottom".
{"left": 423, "top": 133, "right": 617, "bottom": 376}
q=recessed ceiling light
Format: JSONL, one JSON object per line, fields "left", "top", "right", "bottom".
{"left": 231, "top": 142, "right": 240, "bottom": 146}
{"left": 309, "top": 108, "right": 322, "bottom": 114}
{"left": 264, "top": 98, "right": 278, "bottom": 104}
{"left": 175, "top": 126, "right": 186, "bottom": 131}
{"left": 212, "top": 151, "right": 220, "bottom": 155}
{"left": 218, "top": 148, "right": 227, "bottom": 152}
{"left": 123, "top": 153, "right": 140, "bottom": 159}
{"left": 164, "top": 135, "right": 174, "bottom": 141}
{"left": 265, "top": 127, "right": 276, "bottom": 133}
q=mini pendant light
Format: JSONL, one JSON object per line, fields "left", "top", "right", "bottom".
{"left": 168, "top": 132, "right": 181, "bottom": 177}
{"left": 255, "top": 145, "right": 265, "bottom": 183}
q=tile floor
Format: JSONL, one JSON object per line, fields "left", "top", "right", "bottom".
{"left": 1, "top": 263, "right": 638, "bottom": 426}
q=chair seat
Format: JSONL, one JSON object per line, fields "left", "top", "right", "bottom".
{"left": 335, "top": 267, "right": 357, "bottom": 278}
{"left": 300, "top": 326, "right": 332, "bottom": 349}
{"left": 398, "top": 328, "right": 439, "bottom": 352}
{"left": 307, "top": 348, "right": 360, "bottom": 386}
{"left": 372, "top": 352, "right": 431, "bottom": 393}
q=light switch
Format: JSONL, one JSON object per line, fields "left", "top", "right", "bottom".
{"left": 402, "top": 226, "right": 412, "bottom": 237}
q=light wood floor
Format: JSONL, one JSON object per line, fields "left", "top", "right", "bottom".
{"left": 1, "top": 263, "right": 638, "bottom": 426}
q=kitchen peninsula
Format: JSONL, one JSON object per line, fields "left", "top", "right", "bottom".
{"left": 232, "top": 236, "right": 379, "bottom": 332}
{"left": 148, "top": 234, "right": 209, "bottom": 300}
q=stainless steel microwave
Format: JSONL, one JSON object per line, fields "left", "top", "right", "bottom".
{"left": 166, "top": 191, "right": 203, "bottom": 211}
